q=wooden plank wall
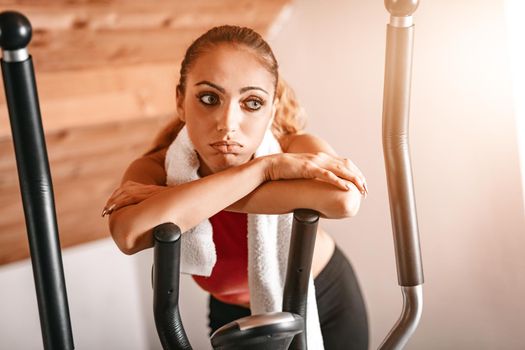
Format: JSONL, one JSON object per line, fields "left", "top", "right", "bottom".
{"left": 0, "top": 0, "right": 292, "bottom": 265}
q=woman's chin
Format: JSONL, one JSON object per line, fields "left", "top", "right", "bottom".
{"left": 215, "top": 157, "right": 241, "bottom": 170}
{"left": 212, "top": 154, "right": 248, "bottom": 170}
{"left": 198, "top": 151, "right": 252, "bottom": 175}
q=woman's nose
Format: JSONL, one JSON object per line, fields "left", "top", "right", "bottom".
{"left": 216, "top": 101, "right": 241, "bottom": 132}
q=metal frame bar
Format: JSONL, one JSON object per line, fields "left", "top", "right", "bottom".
{"left": 379, "top": 1, "right": 425, "bottom": 349}
{"left": 0, "top": 11, "right": 74, "bottom": 350}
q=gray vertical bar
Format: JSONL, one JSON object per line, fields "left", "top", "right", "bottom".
{"left": 382, "top": 22, "right": 424, "bottom": 287}
{"left": 379, "top": 0, "right": 424, "bottom": 348}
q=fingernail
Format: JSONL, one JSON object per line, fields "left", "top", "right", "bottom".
{"left": 101, "top": 209, "right": 107, "bottom": 217}
{"left": 108, "top": 204, "right": 116, "bottom": 211}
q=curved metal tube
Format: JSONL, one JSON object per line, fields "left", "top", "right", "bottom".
{"left": 379, "top": 1, "right": 424, "bottom": 348}
{"left": 382, "top": 0, "right": 424, "bottom": 289}
{"left": 379, "top": 286, "right": 423, "bottom": 349}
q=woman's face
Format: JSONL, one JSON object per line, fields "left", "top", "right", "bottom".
{"left": 177, "top": 43, "right": 276, "bottom": 176}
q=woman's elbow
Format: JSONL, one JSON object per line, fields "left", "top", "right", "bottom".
{"left": 336, "top": 186, "right": 362, "bottom": 218}
{"left": 108, "top": 212, "right": 137, "bottom": 255}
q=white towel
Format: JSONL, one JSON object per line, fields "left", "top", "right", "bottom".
{"left": 165, "top": 126, "right": 324, "bottom": 349}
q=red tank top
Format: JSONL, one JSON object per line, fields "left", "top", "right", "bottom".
{"left": 192, "top": 210, "right": 250, "bottom": 306}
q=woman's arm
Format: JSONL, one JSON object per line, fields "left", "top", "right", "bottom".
{"left": 109, "top": 157, "right": 267, "bottom": 255}
{"left": 105, "top": 133, "right": 366, "bottom": 220}
{"left": 226, "top": 133, "right": 366, "bottom": 218}
{"left": 101, "top": 148, "right": 167, "bottom": 217}
{"left": 107, "top": 145, "right": 354, "bottom": 255}
{"left": 104, "top": 134, "right": 365, "bottom": 218}
{"left": 227, "top": 178, "right": 361, "bottom": 218}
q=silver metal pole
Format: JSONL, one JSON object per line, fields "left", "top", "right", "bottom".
{"left": 379, "top": 1, "right": 424, "bottom": 349}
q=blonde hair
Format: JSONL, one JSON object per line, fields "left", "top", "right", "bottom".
{"left": 143, "top": 25, "right": 306, "bottom": 156}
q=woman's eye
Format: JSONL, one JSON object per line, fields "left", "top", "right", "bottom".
{"left": 244, "top": 99, "right": 263, "bottom": 111}
{"left": 199, "top": 93, "right": 219, "bottom": 105}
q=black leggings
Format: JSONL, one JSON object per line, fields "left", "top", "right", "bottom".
{"left": 207, "top": 246, "right": 369, "bottom": 350}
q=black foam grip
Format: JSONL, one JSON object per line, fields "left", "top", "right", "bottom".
{"left": 153, "top": 223, "right": 193, "bottom": 350}
{"left": 282, "top": 209, "right": 320, "bottom": 350}
{"left": 0, "top": 11, "right": 32, "bottom": 50}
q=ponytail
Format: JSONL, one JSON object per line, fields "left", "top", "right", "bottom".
{"left": 271, "top": 77, "right": 306, "bottom": 139}
{"left": 142, "top": 116, "right": 184, "bottom": 156}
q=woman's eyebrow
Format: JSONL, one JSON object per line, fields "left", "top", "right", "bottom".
{"left": 195, "top": 81, "right": 268, "bottom": 96}
{"left": 239, "top": 86, "right": 269, "bottom": 95}
{"left": 195, "top": 80, "right": 225, "bottom": 93}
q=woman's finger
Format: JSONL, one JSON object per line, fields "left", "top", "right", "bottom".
{"left": 340, "top": 158, "right": 367, "bottom": 195}
{"left": 103, "top": 181, "right": 136, "bottom": 209}
{"left": 102, "top": 192, "right": 134, "bottom": 217}
{"left": 102, "top": 196, "right": 124, "bottom": 217}
{"left": 326, "top": 161, "right": 366, "bottom": 194}
{"left": 341, "top": 158, "right": 365, "bottom": 179}
{"left": 102, "top": 181, "right": 143, "bottom": 214}
{"left": 101, "top": 203, "right": 117, "bottom": 217}
{"left": 102, "top": 183, "right": 167, "bottom": 217}
{"left": 305, "top": 155, "right": 363, "bottom": 192}
{"left": 308, "top": 165, "right": 349, "bottom": 191}
{"left": 104, "top": 188, "right": 121, "bottom": 209}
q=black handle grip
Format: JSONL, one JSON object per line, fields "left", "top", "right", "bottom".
{"left": 282, "top": 209, "right": 320, "bottom": 350}
{"left": 0, "top": 11, "right": 32, "bottom": 50}
{"left": 153, "top": 223, "right": 192, "bottom": 350}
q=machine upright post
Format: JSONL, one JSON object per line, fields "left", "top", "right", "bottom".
{"left": 379, "top": 0, "right": 424, "bottom": 349}
{"left": 153, "top": 223, "right": 192, "bottom": 350}
{"left": 282, "top": 209, "right": 320, "bottom": 350}
{"left": 0, "top": 11, "right": 74, "bottom": 350}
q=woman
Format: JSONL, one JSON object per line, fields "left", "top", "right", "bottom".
{"left": 103, "top": 25, "right": 369, "bottom": 349}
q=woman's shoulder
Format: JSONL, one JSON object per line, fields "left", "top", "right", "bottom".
{"left": 280, "top": 132, "right": 333, "bottom": 154}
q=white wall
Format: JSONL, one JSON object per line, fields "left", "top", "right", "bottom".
{"left": 2, "top": 1, "right": 525, "bottom": 349}
{"left": 268, "top": 0, "right": 525, "bottom": 349}
{"left": 0, "top": 238, "right": 150, "bottom": 349}
{"left": 0, "top": 238, "right": 210, "bottom": 350}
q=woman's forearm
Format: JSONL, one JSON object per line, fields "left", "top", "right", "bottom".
{"left": 227, "top": 178, "right": 362, "bottom": 219}
{"left": 226, "top": 132, "right": 363, "bottom": 218}
{"left": 109, "top": 157, "right": 268, "bottom": 254}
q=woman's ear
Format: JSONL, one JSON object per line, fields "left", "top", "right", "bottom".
{"left": 176, "top": 86, "right": 185, "bottom": 122}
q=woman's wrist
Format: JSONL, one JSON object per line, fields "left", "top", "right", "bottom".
{"left": 252, "top": 155, "right": 272, "bottom": 184}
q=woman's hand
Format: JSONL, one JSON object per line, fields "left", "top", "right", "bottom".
{"left": 101, "top": 180, "right": 168, "bottom": 217}
{"left": 263, "top": 152, "right": 368, "bottom": 195}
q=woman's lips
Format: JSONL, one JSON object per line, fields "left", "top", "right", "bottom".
{"left": 210, "top": 141, "right": 242, "bottom": 154}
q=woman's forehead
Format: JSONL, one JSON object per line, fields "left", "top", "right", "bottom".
{"left": 186, "top": 44, "right": 275, "bottom": 93}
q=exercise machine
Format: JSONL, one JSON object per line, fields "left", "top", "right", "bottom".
{"left": 152, "top": 210, "right": 319, "bottom": 350}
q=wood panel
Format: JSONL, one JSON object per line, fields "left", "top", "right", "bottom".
{"left": 0, "top": 0, "right": 292, "bottom": 265}
{"left": 0, "top": 0, "right": 292, "bottom": 138}
{"left": 0, "top": 63, "right": 179, "bottom": 138}
{"left": 1, "top": 0, "right": 290, "bottom": 72}
{"left": 0, "top": 116, "right": 172, "bottom": 265}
